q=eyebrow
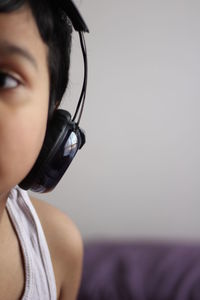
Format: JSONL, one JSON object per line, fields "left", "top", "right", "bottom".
{"left": 0, "top": 41, "right": 38, "bottom": 71}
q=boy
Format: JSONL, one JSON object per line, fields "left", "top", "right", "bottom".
{"left": 0, "top": 0, "right": 86, "bottom": 299}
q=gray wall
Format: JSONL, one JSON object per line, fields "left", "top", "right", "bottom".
{"left": 31, "top": 0, "right": 200, "bottom": 241}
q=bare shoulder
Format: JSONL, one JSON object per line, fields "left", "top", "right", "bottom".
{"left": 30, "top": 195, "right": 83, "bottom": 300}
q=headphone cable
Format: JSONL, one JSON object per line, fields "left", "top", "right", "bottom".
{"left": 72, "top": 31, "right": 88, "bottom": 126}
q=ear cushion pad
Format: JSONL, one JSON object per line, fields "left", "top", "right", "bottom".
{"left": 18, "top": 109, "right": 74, "bottom": 191}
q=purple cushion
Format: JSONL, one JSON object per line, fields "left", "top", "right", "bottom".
{"left": 78, "top": 241, "right": 200, "bottom": 300}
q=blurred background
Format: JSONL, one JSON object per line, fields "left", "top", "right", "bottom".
{"left": 31, "top": 0, "right": 200, "bottom": 242}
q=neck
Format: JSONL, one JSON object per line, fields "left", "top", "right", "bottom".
{"left": 0, "top": 191, "right": 9, "bottom": 225}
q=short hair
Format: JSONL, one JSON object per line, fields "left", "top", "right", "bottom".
{"left": 0, "top": 0, "right": 72, "bottom": 123}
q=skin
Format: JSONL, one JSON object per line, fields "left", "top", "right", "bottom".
{"left": 0, "top": 3, "right": 83, "bottom": 300}
{"left": 0, "top": 3, "right": 49, "bottom": 201}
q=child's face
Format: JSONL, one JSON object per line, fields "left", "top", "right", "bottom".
{"left": 0, "top": 4, "right": 50, "bottom": 193}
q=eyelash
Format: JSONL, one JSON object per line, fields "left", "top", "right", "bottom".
{"left": 0, "top": 71, "right": 21, "bottom": 90}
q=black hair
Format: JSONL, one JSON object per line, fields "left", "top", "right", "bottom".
{"left": 0, "top": 0, "right": 72, "bottom": 123}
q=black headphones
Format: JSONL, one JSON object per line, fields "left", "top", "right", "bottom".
{"left": 18, "top": 0, "right": 89, "bottom": 193}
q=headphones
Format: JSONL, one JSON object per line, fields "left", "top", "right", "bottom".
{"left": 18, "top": 0, "right": 89, "bottom": 193}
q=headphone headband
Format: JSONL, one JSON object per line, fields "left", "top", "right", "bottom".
{"left": 58, "top": 0, "right": 89, "bottom": 33}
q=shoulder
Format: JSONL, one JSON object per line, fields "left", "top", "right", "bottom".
{"left": 29, "top": 195, "right": 83, "bottom": 300}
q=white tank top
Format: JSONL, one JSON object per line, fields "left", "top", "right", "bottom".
{"left": 6, "top": 185, "right": 57, "bottom": 300}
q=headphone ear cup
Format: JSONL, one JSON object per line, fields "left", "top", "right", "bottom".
{"left": 18, "top": 109, "right": 75, "bottom": 193}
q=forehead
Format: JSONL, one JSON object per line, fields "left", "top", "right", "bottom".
{"left": 0, "top": 4, "right": 48, "bottom": 67}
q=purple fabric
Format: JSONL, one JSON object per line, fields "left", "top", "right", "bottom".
{"left": 78, "top": 241, "right": 200, "bottom": 300}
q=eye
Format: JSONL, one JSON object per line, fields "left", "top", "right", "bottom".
{"left": 0, "top": 71, "right": 20, "bottom": 90}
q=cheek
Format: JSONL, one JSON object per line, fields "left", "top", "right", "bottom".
{"left": 0, "top": 47, "right": 50, "bottom": 191}
{"left": 0, "top": 111, "right": 48, "bottom": 190}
